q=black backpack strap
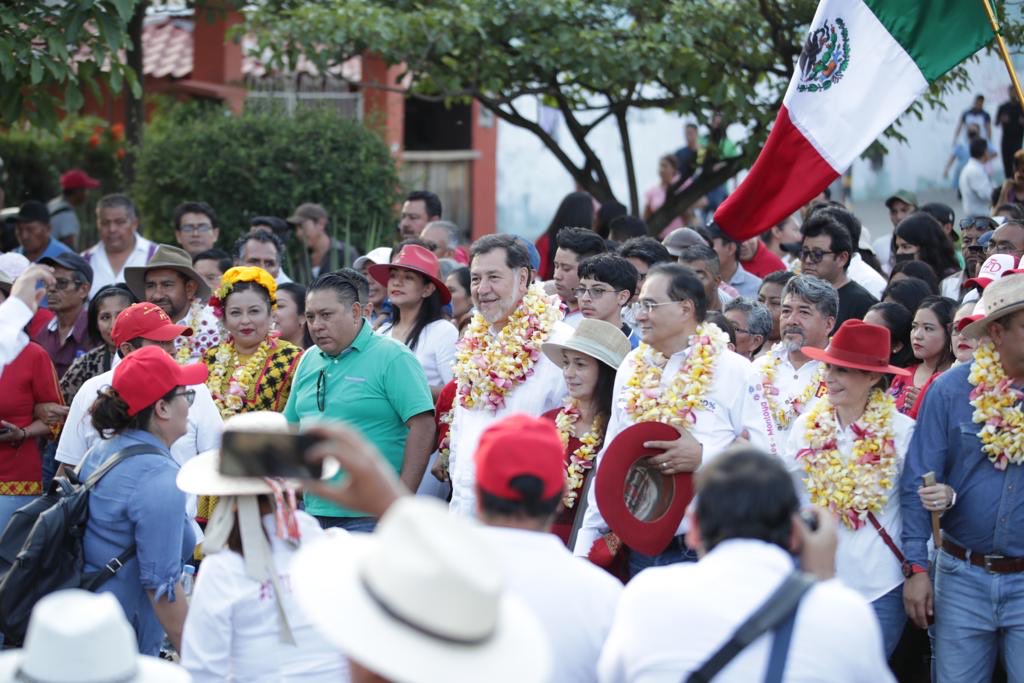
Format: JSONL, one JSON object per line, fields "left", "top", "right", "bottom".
{"left": 686, "top": 571, "right": 816, "bottom": 683}
{"left": 80, "top": 545, "right": 137, "bottom": 592}
{"left": 83, "top": 444, "right": 154, "bottom": 489}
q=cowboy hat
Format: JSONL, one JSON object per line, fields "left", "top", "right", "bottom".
{"left": 801, "top": 319, "right": 912, "bottom": 377}
{"left": 594, "top": 421, "right": 695, "bottom": 556}
{"left": 962, "top": 272, "right": 1024, "bottom": 338}
{"left": 291, "top": 497, "right": 550, "bottom": 683}
{"left": 0, "top": 590, "right": 189, "bottom": 682}
{"left": 369, "top": 244, "right": 451, "bottom": 305}
{"left": 541, "top": 318, "right": 631, "bottom": 370}
{"left": 124, "top": 244, "right": 211, "bottom": 302}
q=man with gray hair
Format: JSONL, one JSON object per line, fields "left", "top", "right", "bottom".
{"left": 420, "top": 220, "right": 465, "bottom": 263}
{"left": 744, "top": 275, "right": 836, "bottom": 457}
{"left": 678, "top": 244, "right": 732, "bottom": 312}
{"left": 81, "top": 194, "right": 157, "bottom": 297}
{"left": 724, "top": 297, "right": 771, "bottom": 360}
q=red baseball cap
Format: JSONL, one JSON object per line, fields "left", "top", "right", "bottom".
{"left": 474, "top": 414, "right": 565, "bottom": 501}
{"left": 59, "top": 169, "right": 100, "bottom": 191}
{"left": 111, "top": 302, "right": 193, "bottom": 347}
{"left": 112, "top": 346, "right": 208, "bottom": 415}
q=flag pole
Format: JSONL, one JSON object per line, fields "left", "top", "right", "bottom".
{"left": 980, "top": 0, "right": 1024, "bottom": 104}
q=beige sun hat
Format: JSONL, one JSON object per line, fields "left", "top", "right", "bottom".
{"left": 0, "top": 590, "right": 189, "bottom": 682}
{"left": 542, "top": 318, "right": 631, "bottom": 369}
{"left": 292, "top": 497, "right": 551, "bottom": 683}
{"left": 962, "top": 273, "right": 1024, "bottom": 339}
{"left": 124, "top": 244, "right": 211, "bottom": 302}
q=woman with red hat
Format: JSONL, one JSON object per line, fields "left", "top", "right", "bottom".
{"left": 784, "top": 319, "right": 915, "bottom": 659}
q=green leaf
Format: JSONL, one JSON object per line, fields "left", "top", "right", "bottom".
{"left": 64, "top": 84, "right": 84, "bottom": 112}
{"left": 29, "top": 58, "right": 43, "bottom": 85}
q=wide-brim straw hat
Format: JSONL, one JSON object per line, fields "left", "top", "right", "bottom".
{"left": 962, "top": 272, "right": 1024, "bottom": 338}
{"left": 124, "top": 244, "right": 211, "bottom": 302}
{"left": 801, "top": 319, "right": 911, "bottom": 376}
{"left": 541, "top": 318, "right": 631, "bottom": 369}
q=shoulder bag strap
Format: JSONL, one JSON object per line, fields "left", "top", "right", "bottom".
{"left": 84, "top": 444, "right": 154, "bottom": 489}
{"left": 866, "top": 511, "right": 908, "bottom": 571}
{"left": 763, "top": 602, "right": 800, "bottom": 683}
{"left": 686, "top": 571, "right": 816, "bottom": 683}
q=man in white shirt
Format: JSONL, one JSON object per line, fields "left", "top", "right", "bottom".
{"left": 746, "top": 276, "right": 835, "bottom": 457}
{"left": 475, "top": 414, "right": 622, "bottom": 683}
{"left": 574, "top": 263, "right": 767, "bottom": 575}
{"left": 81, "top": 194, "right": 157, "bottom": 297}
{"left": 598, "top": 448, "right": 894, "bottom": 683}
{"left": 553, "top": 227, "right": 607, "bottom": 328}
{"left": 448, "top": 234, "right": 571, "bottom": 516}
{"left": 0, "top": 264, "right": 55, "bottom": 377}
{"left": 959, "top": 138, "right": 994, "bottom": 220}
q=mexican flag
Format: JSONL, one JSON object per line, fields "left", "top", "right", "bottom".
{"left": 714, "top": 0, "right": 995, "bottom": 240}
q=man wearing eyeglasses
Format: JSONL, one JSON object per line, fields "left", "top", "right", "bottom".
{"left": 32, "top": 253, "right": 95, "bottom": 380}
{"left": 576, "top": 253, "right": 641, "bottom": 348}
{"left": 799, "top": 213, "right": 876, "bottom": 331}
{"left": 941, "top": 216, "right": 997, "bottom": 298}
{"left": 987, "top": 220, "right": 1024, "bottom": 262}
{"left": 172, "top": 202, "right": 220, "bottom": 258}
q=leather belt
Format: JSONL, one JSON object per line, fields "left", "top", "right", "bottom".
{"left": 942, "top": 539, "right": 1024, "bottom": 574}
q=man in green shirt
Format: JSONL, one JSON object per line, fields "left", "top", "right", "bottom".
{"left": 284, "top": 269, "right": 435, "bottom": 531}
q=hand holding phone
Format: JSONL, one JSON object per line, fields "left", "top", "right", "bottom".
{"left": 795, "top": 506, "right": 837, "bottom": 580}
{"left": 218, "top": 430, "right": 332, "bottom": 480}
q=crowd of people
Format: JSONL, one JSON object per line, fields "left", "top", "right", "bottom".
{"left": 0, "top": 142, "right": 1020, "bottom": 683}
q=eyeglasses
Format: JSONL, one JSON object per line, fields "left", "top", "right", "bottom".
{"left": 316, "top": 369, "right": 327, "bottom": 412}
{"left": 170, "top": 389, "right": 196, "bottom": 406}
{"left": 731, "top": 326, "right": 751, "bottom": 335}
{"left": 572, "top": 286, "right": 616, "bottom": 300}
{"left": 987, "top": 240, "right": 1023, "bottom": 256}
{"left": 631, "top": 300, "right": 679, "bottom": 315}
{"left": 179, "top": 223, "right": 213, "bottom": 234}
{"left": 799, "top": 248, "right": 836, "bottom": 264}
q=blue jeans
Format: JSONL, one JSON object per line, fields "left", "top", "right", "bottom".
{"left": 870, "top": 584, "right": 906, "bottom": 659}
{"left": 628, "top": 536, "right": 698, "bottom": 578}
{"left": 0, "top": 494, "right": 37, "bottom": 535}
{"left": 316, "top": 515, "right": 377, "bottom": 534}
{"left": 934, "top": 548, "right": 1024, "bottom": 682}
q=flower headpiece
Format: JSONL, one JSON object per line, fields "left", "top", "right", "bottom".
{"left": 209, "top": 266, "right": 278, "bottom": 318}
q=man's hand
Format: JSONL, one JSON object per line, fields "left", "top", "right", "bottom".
{"left": 903, "top": 572, "right": 933, "bottom": 629}
{"left": 303, "top": 422, "right": 409, "bottom": 519}
{"left": 431, "top": 452, "right": 450, "bottom": 483}
{"left": 33, "top": 402, "right": 69, "bottom": 426}
{"left": 645, "top": 425, "right": 702, "bottom": 475}
{"left": 794, "top": 507, "right": 837, "bottom": 580}
{"left": 11, "top": 264, "right": 55, "bottom": 311}
{"left": 0, "top": 421, "right": 22, "bottom": 444}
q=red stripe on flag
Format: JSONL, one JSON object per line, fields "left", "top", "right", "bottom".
{"left": 714, "top": 106, "right": 839, "bottom": 241}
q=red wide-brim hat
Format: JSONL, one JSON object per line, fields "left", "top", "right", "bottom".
{"left": 801, "top": 319, "right": 911, "bottom": 377}
{"left": 368, "top": 244, "right": 451, "bottom": 305}
{"left": 594, "top": 422, "right": 694, "bottom": 556}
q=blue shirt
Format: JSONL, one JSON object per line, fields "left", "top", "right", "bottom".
{"left": 16, "top": 237, "right": 72, "bottom": 262}
{"left": 79, "top": 430, "right": 194, "bottom": 655}
{"left": 900, "top": 363, "right": 1024, "bottom": 567}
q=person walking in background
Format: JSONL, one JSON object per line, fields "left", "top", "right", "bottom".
{"left": 960, "top": 137, "right": 995, "bottom": 219}
{"left": 997, "top": 85, "right": 1024, "bottom": 180}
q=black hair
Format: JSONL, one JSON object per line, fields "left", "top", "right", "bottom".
{"left": 386, "top": 269, "right": 445, "bottom": 351}
{"left": 894, "top": 213, "right": 960, "bottom": 279}
{"left": 233, "top": 229, "right": 283, "bottom": 262}
{"left": 277, "top": 282, "right": 312, "bottom": 348}
{"left": 882, "top": 277, "right": 933, "bottom": 315}
{"left": 555, "top": 226, "right": 607, "bottom": 262}
{"left": 996, "top": 203, "right": 1024, "bottom": 220}
{"left": 87, "top": 283, "right": 137, "bottom": 346}
{"left": 915, "top": 295, "right": 958, "bottom": 371}
{"left": 810, "top": 205, "right": 885, "bottom": 275}
{"left": 595, "top": 202, "right": 627, "bottom": 239}
{"left": 707, "top": 222, "right": 740, "bottom": 248}
{"left": 695, "top": 447, "right": 799, "bottom": 552}
{"left": 800, "top": 213, "right": 854, "bottom": 271}
{"left": 406, "top": 191, "right": 442, "bottom": 219}
{"left": 577, "top": 253, "right": 639, "bottom": 298}
{"left": 761, "top": 269, "right": 796, "bottom": 288}
{"left": 172, "top": 201, "right": 218, "bottom": 230}
{"left": 478, "top": 475, "right": 562, "bottom": 520}
{"left": 224, "top": 280, "right": 274, "bottom": 312}
{"left": 705, "top": 310, "right": 736, "bottom": 347}
{"left": 470, "top": 234, "right": 532, "bottom": 271}
{"left": 970, "top": 137, "right": 988, "bottom": 159}
{"left": 867, "top": 301, "right": 915, "bottom": 368}
{"left": 889, "top": 260, "right": 939, "bottom": 295}
{"left": 619, "top": 236, "right": 672, "bottom": 267}
{"left": 607, "top": 216, "right": 648, "bottom": 243}
{"left": 90, "top": 384, "right": 179, "bottom": 439}
{"left": 310, "top": 268, "right": 365, "bottom": 307}
{"left": 193, "top": 248, "right": 233, "bottom": 274}
{"left": 648, "top": 262, "right": 707, "bottom": 321}
{"left": 448, "top": 266, "right": 471, "bottom": 298}
{"left": 541, "top": 192, "right": 595, "bottom": 275}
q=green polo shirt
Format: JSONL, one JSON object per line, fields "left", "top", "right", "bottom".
{"left": 284, "top": 320, "right": 433, "bottom": 517}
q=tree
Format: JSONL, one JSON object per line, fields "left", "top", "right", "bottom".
{"left": 246, "top": 0, "right": 1017, "bottom": 235}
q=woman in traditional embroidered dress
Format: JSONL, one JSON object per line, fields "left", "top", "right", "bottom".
{"left": 889, "top": 295, "right": 957, "bottom": 418}
{"left": 539, "top": 319, "right": 631, "bottom": 546}
{"left": 785, "top": 319, "right": 915, "bottom": 658}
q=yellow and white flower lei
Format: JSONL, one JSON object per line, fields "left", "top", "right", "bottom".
{"left": 453, "top": 284, "right": 560, "bottom": 412}
{"left": 758, "top": 351, "right": 826, "bottom": 430}
{"left": 174, "top": 300, "right": 205, "bottom": 365}
{"left": 209, "top": 338, "right": 274, "bottom": 419}
{"left": 968, "top": 340, "right": 1024, "bottom": 470}
{"left": 622, "top": 322, "right": 727, "bottom": 427}
{"left": 554, "top": 398, "right": 606, "bottom": 509}
{"left": 796, "top": 389, "right": 899, "bottom": 530}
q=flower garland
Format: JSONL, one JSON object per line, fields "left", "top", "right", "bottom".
{"left": 968, "top": 340, "right": 1024, "bottom": 470}
{"left": 437, "top": 406, "right": 454, "bottom": 472}
{"left": 174, "top": 300, "right": 205, "bottom": 365}
{"left": 554, "top": 399, "right": 606, "bottom": 509}
{"left": 453, "top": 284, "right": 560, "bottom": 412}
{"left": 758, "top": 351, "right": 826, "bottom": 430}
{"left": 796, "top": 389, "right": 899, "bottom": 530}
{"left": 622, "top": 322, "right": 728, "bottom": 428}
{"left": 208, "top": 337, "right": 275, "bottom": 419}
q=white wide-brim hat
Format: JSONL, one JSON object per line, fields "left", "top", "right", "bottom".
{"left": 0, "top": 590, "right": 189, "bottom": 683}
{"left": 292, "top": 498, "right": 550, "bottom": 683}
{"left": 541, "top": 318, "right": 631, "bottom": 370}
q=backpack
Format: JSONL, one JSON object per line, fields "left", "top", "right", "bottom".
{"left": 0, "top": 444, "right": 151, "bottom": 645}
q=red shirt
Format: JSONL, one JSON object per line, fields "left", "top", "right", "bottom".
{"left": 0, "top": 342, "right": 62, "bottom": 494}
{"left": 741, "top": 241, "right": 787, "bottom": 279}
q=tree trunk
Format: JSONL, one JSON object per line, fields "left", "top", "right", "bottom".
{"left": 122, "top": 1, "right": 148, "bottom": 186}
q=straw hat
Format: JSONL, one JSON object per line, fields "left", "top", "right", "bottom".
{"left": 124, "top": 244, "right": 211, "bottom": 301}
{"left": 291, "top": 497, "right": 550, "bottom": 683}
{"left": 962, "top": 273, "right": 1024, "bottom": 338}
{"left": 801, "top": 320, "right": 912, "bottom": 376}
{"left": 541, "top": 318, "right": 631, "bottom": 370}
{"left": 0, "top": 590, "right": 189, "bottom": 682}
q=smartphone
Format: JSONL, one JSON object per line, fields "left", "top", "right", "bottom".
{"left": 219, "top": 430, "right": 328, "bottom": 479}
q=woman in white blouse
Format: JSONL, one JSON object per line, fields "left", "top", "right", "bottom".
{"left": 785, "top": 320, "right": 915, "bottom": 659}
{"left": 178, "top": 412, "right": 348, "bottom": 682}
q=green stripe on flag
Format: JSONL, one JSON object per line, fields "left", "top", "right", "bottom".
{"left": 863, "top": 0, "right": 993, "bottom": 82}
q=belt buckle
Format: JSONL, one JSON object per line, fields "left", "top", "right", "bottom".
{"left": 983, "top": 554, "right": 1005, "bottom": 573}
